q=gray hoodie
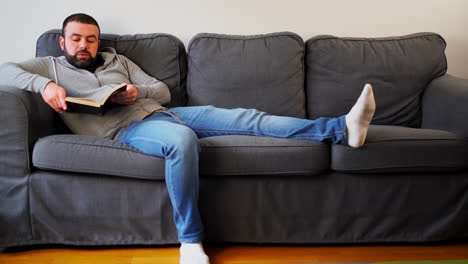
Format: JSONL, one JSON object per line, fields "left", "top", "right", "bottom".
{"left": 0, "top": 47, "right": 170, "bottom": 139}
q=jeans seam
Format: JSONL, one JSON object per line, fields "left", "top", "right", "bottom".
{"left": 194, "top": 129, "right": 345, "bottom": 140}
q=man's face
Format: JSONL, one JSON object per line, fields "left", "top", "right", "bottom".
{"left": 60, "top": 21, "right": 100, "bottom": 69}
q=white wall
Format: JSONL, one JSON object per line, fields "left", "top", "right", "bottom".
{"left": 2, "top": 0, "right": 467, "bottom": 78}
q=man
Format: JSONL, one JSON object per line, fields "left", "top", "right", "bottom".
{"left": 0, "top": 13, "right": 375, "bottom": 264}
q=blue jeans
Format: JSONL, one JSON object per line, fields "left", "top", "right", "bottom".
{"left": 115, "top": 106, "right": 347, "bottom": 243}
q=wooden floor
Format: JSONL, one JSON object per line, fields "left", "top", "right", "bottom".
{"left": 1, "top": 242, "right": 468, "bottom": 264}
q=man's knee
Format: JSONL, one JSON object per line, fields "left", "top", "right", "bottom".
{"left": 166, "top": 126, "right": 199, "bottom": 156}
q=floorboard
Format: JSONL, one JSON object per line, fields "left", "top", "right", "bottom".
{"left": 2, "top": 242, "right": 468, "bottom": 264}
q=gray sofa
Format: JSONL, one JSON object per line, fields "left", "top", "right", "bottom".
{"left": 1, "top": 30, "right": 468, "bottom": 247}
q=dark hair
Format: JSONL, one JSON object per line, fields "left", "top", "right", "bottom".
{"left": 62, "top": 13, "right": 100, "bottom": 37}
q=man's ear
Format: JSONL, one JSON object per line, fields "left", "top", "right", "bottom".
{"left": 59, "top": 36, "right": 65, "bottom": 51}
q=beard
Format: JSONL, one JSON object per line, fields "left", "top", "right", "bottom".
{"left": 63, "top": 46, "right": 96, "bottom": 69}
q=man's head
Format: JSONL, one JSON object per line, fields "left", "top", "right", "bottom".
{"left": 60, "top": 13, "right": 100, "bottom": 69}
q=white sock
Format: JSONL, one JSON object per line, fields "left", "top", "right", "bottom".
{"left": 180, "top": 242, "right": 210, "bottom": 264}
{"left": 345, "top": 83, "right": 376, "bottom": 148}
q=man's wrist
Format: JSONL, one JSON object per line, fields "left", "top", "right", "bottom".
{"left": 40, "top": 80, "right": 55, "bottom": 94}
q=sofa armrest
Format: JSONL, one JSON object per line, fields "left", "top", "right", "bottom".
{"left": 422, "top": 74, "right": 468, "bottom": 137}
{"left": 0, "top": 86, "right": 63, "bottom": 246}
{"left": 0, "top": 86, "right": 59, "bottom": 176}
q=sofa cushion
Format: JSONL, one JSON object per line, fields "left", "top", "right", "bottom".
{"left": 306, "top": 33, "right": 447, "bottom": 127}
{"left": 199, "top": 136, "right": 329, "bottom": 176}
{"left": 187, "top": 32, "right": 306, "bottom": 118}
{"left": 36, "top": 29, "right": 188, "bottom": 107}
{"left": 33, "top": 135, "right": 166, "bottom": 180}
{"left": 332, "top": 125, "right": 468, "bottom": 173}
{"left": 33, "top": 135, "right": 330, "bottom": 179}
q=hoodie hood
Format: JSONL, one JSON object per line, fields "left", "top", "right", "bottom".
{"left": 99, "top": 47, "right": 118, "bottom": 66}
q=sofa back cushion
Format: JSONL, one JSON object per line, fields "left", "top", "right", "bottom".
{"left": 305, "top": 32, "right": 447, "bottom": 127}
{"left": 36, "top": 29, "right": 188, "bottom": 107}
{"left": 187, "top": 32, "right": 306, "bottom": 118}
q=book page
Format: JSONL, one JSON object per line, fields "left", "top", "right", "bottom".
{"left": 65, "top": 83, "right": 127, "bottom": 107}
{"left": 100, "top": 83, "right": 127, "bottom": 104}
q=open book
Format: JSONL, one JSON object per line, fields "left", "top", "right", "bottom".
{"left": 65, "top": 83, "right": 127, "bottom": 114}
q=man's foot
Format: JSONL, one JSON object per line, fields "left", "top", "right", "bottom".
{"left": 180, "top": 242, "right": 210, "bottom": 264}
{"left": 345, "top": 83, "right": 376, "bottom": 148}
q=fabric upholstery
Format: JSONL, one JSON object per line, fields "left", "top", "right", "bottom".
{"left": 29, "top": 170, "right": 178, "bottom": 245}
{"left": 33, "top": 135, "right": 330, "bottom": 178}
{"left": 200, "top": 171, "right": 468, "bottom": 243}
{"left": 306, "top": 33, "right": 447, "bottom": 127}
{"left": 33, "top": 134, "right": 166, "bottom": 180}
{"left": 26, "top": 170, "right": 468, "bottom": 245}
{"left": 36, "top": 29, "right": 188, "bottom": 107}
{"left": 187, "top": 32, "right": 306, "bottom": 118}
{"left": 199, "top": 136, "right": 329, "bottom": 176}
{"left": 332, "top": 125, "right": 468, "bottom": 173}
{"left": 422, "top": 74, "right": 468, "bottom": 138}
{"left": 0, "top": 88, "right": 59, "bottom": 245}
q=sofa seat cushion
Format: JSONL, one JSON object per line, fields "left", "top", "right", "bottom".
{"left": 332, "top": 125, "right": 468, "bottom": 173}
{"left": 33, "top": 134, "right": 166, "bottom": 180}
{"left": 33, "top": 134, "right": 330, "bottom": 179}
{"left": 199, "top": 136, "right": 329, "bottom": 176}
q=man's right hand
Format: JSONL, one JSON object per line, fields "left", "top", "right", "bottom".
{"left": 42, "top": 81, "right": 68, "bottom": 113}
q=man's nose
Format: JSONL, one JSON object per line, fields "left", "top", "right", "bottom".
{"left": 79, "top": 39, "right": 88, "bottom": 49}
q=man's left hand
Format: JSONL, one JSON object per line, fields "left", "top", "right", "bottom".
{"left": 110, "top": 83, "right": 139, "bottom": 105}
